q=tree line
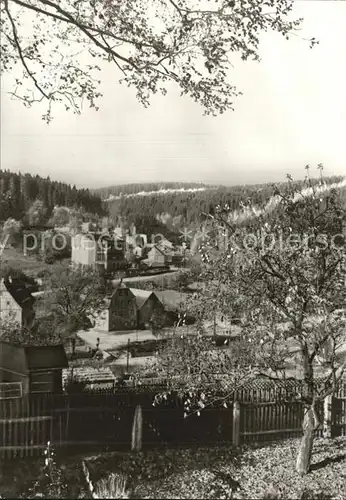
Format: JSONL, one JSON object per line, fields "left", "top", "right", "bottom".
{"left": 107, "top": 176, "right": 345, "bottom": 227}
{"left": 0, "top": 170, "right": 106, "bottom": 224}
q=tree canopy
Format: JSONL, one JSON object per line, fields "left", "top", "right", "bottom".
{"left": 1, "top": 0, "right": 317, "bottom": 121}
{"left": 154, "top": 167, "right": 346, "bottom": 475}
{"left": 0, "top": 169, "right": 105, "bottom": 224}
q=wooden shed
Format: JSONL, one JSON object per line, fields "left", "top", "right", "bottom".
{"left": 0, "top": 341, "right": 68, "bottom": 395}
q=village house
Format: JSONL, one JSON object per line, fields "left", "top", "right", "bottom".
{"left": 95, "top": 283, "right": 138, "bottom": 332}
{"left": 143, "top": 244, "right": 167, "bottom": 268}
{"left": 71, "top": 231, "right": 125, "bottom": 273}
{"left": 155, "top": 238, "right": 174, "bottom": 265}
{"left": 128, "top": 288, "right": 167, "bottom": 329}
{"left": 0, "top": 341, "right": 68, "bottom": 395}
{"left": 94, "top": 283, "right": 168, "bottom": 332}
{"left": 116, "top": 223, "right": 147, "bottom": 251}
{"left": 0, "top": 278, "right": 35, "bottom": 329}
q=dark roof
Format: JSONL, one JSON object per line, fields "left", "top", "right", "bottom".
{"left": 0, "top": 342, "right": 68, "bottom": 374}
{"left": 4, "top": 278, "right": 35, "bottom": 307}
{"left": 24, "top": 345, "right": 68, "bottom": 370}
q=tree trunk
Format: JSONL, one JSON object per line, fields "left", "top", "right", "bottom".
{"left": 296, "top": 406, "right": 315, "bottom": 476}
{"left": 323, "top": 394, "right": 332, "bottom": 439}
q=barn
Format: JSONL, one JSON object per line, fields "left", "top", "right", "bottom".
{"left": 129, "top": 288, "right": 166, "bottom": 329}
{"left": 94, "top": 282, "right": 138, "bottom": 332}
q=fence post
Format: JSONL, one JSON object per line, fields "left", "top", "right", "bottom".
{"left": 232, "top": 401, "right": 240, "bottom": 446}
{"left": 131, "top": 404, "right": 143, "bottom": 452}
{"left": 323, "top": 394, "right": 332, "bottom": 439}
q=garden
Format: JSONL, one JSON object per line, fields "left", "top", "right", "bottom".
{"left": 0, "top": 437, "right": 345, "bottom": 499}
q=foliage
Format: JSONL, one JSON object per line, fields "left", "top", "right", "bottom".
{"left": 152, "top": 333, "right": 253, "bottom": 414}
{"left": 0, "top": 316, "right": 63, "bottom": 346}
{"left": 105, "top": 176, "right": 346, "bottom": 228}
{"left": 150, "top": 308, "right": 167, "bottom": 336}
{"left": 1, "top": 217, "right": 22, "bottom": 245}
{"left": 48, "top": 206, "right": 71, "bottom": 227}
{"left": 64, "top": 375, "right": 87, "bottom": 394}
{"left": 82, "top": 460, "right": 129, "bottom": 499}
{"left": 1, "top": 439, "right": 343, "bottom": 499}
{"left": 0, "top": 169, "right": 105, "bottom": 224}
{"left": 41, "top": 263, "right": 106, "bottom": 337}
{"left": 94, "top": 473, "right": 129, "bottom": 499}
{"left": 155, "top": 167, "right": 346, "bottom": 475}
{"left": 27, "top": 199, "right": 47, "bottom": 226}
{"left": 29, "top": 441, "right": 69, "bottom": 498}
{"left": 168, "top": 268, "right": 199, "bottom": 291}
{"left": 1, "top": 0, "right": 317, "bottom": 120}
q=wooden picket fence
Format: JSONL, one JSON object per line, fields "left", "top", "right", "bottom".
{"left": 0, "top": 395, "right": 53, "bottom": 459}
{"left": 0, "top": 379, "right": 345, "bottom": 459}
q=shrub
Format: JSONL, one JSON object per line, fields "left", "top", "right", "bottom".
{"left": 94, "top": 473, "right": 129, "bottom": 499}
{"left": 64, "top": 376, "right": 87, "bottom": 394}
{"left": 28, "top": 441, "right": 68, "bottom": 498}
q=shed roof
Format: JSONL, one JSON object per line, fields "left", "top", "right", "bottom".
{"left": 25, "top": 345, "right": 68, "bottom": 370}
{"left": 0, "top": 342, "right": 68, "bottom": 374}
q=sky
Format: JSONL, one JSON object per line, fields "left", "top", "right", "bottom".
{"left": 1, "top": 1, "right": 346, "bottom": 189}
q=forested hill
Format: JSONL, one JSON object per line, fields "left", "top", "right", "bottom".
{"left": 0, "top": 170, "right": 105, "bottom": 223}
{"left": 94, "top": 182, "right": 216, "bottom": 200}
{"left": 105, "top": 176, "right": 346, "bottom": 227}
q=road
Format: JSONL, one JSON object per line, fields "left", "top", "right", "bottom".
{"left": 76, "top": 325, "right": 194, "bottom": 351}
{"left": 111, "top": 269, "right": 181, "bottom": 285}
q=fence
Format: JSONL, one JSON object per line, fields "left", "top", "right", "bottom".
{"left": 0, "top": 380, "right": 345, "bottom": 459}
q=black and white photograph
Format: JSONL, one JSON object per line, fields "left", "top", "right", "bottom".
{"left": 0, "top": 0, "right": 345, "bottom": 498}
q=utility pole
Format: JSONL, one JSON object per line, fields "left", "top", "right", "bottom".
{"left": 213, "top": 313, "right": 216, "bottom": 342}
{"left": 182, "top": 241, "right": 186, "bottom": 269}
{"left": 126, "top": 338, "right": 130, "bottom": 372}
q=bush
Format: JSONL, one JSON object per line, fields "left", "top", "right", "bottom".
{"left": 28, "top": 442, "right": 69, "bottom": 498}
{"left": 64, "top": 377, "right": 87, "bottom": 394}
{"left": 94, "top": 473, "right": 129, "bottom": 499}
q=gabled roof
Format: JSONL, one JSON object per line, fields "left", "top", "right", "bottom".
{"left": 2, "top": 278, "right": 35, "bottom": 308}
{"left": 129, "top": 288, "right": 153, "bottom": 309}
{"left": 154, "top": 290, "right": 189, "bottom": 310}
{"left": 106, "top": 282, "right": 135, "bottom": 308}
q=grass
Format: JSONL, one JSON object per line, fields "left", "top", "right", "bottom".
{"left": 0, "top": 437, "right": 344, "bottom": 499}
{"left": 0, "top": 247, "right": 46, "bottom": 276}
{"left": 0, "top": 246, "right": 70, "bottom": 278}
